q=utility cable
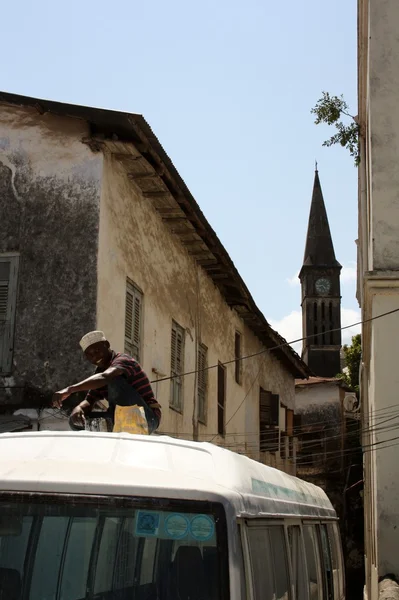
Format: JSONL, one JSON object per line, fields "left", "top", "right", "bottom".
{"left": 149, "top": 307, "right": 399, "bottom": 385}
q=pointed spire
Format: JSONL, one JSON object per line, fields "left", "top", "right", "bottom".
{"left": 302, "top": 168, "right": 341, "bottom": 268}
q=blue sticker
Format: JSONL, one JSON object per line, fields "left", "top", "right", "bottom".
{"left": 164, "top": 514, "right": 189, "bottom": 540}
{"left": 135, "top": 511, "right": 160, "bottom": 537}
{"left": 190, "top": 515, "right": 215, "bottom": 542}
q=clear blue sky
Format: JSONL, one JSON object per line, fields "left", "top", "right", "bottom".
{"left": 2, "top": 0, "right": 359, "bottom": 349}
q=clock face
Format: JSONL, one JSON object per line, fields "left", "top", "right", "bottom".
{"left": 315, "top": 277, "right": 331, "bottom": 294}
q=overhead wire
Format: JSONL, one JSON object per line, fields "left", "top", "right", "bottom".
{"left": 3, "top": 307, "right": 398, "bottom": 448}
{"left": 157, "top": 409, "right": 399, "bottom": 463}
{"left": 159, "top": 402, "right": 399, "bottom": 440}
{"left": 149, "top": 306, "right": 399, "bottom": 385}
{"left": 149, "top": 307, "right": 399, "bottom": 438}
{"left": 158, "top": 421, "right": 399, "bottom": 463}
{"left": 191, "top": 430, "right": 399, "bottom": 466}
{"left": 296, "top": 432, "right": 399, "bottom": 467}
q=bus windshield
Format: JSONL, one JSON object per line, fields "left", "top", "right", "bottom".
{"left": 0, "top": 493, "right": 226, "bottom": 600}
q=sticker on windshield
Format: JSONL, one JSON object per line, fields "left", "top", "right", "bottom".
{"left": 135, "top": 511, "right": 160, "bottom": 537}
{"left": 164, "top": 514, "right": 190, "bottom": 540}
{"left": 189, "top": 515, "right": 215, "bottom": 542}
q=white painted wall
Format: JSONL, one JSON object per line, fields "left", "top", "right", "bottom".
{"left": 368, "top": 0, "right": 399, "bottom": 271}
{"left": 369, "top": 291, "right": 399, "bottom": 575}
{"left": 96, "top": 153, "right": 296, "bottom": 464}
{"left": 358, "top": 0, "right": 399, "bottom": 592}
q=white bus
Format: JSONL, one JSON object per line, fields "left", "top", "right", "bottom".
{"left": 0, "top": 432, "right": 344, "bottom": 600}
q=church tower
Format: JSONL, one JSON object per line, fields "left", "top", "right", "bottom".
{"left": 299, "top": 167, "right": 342, "bottom": 377}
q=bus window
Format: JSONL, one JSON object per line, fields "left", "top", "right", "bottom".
{"left": 114, "top": 518, "right": 138, "bottom": 590}
{"left": 140, "top": 536, "right": 158, "bottom": 585}
{"left": 0, "top": 496, "right": 226, "bottom": 600}
{"left": 287, "top": 525, "right": 308, "bottom": 600}
{"left": 303, "top": 525, "right": 322, "bottom": 600}
{"left": 269, "top": 526, "right": 290, "bottom": 600}
{"left": 319, "top": 525, "right": 334, "bottom": 600}
{"left": 246, "top": 527, "right": 275, "bottom": 600}
{"left": 326, "top": 523, "right": 344, "bottom": 599}
{"left": 0, "top": 516, "right": 32, "bottom": 579}
{"left": 246, "top": 524, "right": 290, "bottom": 600}
{"left": 94, "top": 517, "right": 123, "bottom": 594}
{"left": 60, "top": 517, "right": 98, "bottom": 599}
{"left": 30, "top": 516, "right": 69, "bottom": 599}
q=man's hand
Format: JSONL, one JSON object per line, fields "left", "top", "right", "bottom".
{"left": 52, "top": 387, "right": 72, "bottom": 408}
{"left": 70, "top": 405, "right": 87, "bottom": 428}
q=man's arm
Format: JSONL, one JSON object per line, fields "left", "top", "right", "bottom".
{"left": 52, "top": 366, "right": 124, "bottom": 407}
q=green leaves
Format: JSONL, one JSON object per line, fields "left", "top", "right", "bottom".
{"left": 311, "top": 92, "right": 360, "bottom": 166}
{"left": 337, "top": 334, "right": 361, "bottom": 393}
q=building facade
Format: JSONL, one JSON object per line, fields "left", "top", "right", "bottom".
{"left": 295, "top": 377, "right": 349, "bottom": 476}
{"left": 0, "top": 91, "right": 309, "bottom": 470}
{"left": 358, "top": 0, "right": 399, "bottom": 596}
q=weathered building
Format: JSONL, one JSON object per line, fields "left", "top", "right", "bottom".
{"left": 0, "top": 91, "right": 309, "bottom": 470}
{"left": 295, "top": 375, "right": 364, "bottom": 599}
{"left": 295, "top": 376, "right": 349, "bottom": 475}
{"left": 358, "top": 0, "right": 399, "bottom": 595}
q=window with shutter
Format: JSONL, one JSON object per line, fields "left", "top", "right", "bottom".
{"left": 0, "top": 255, "right": 19, "bottom": 375}
{"left": 259, "top": 388, "right": 271, "bottom": 426}
{"left": 124, "top": 280, "right": 143, "bottom": 362}
{"left": 170, "top": 321, "right": 185, "bottom": 411}
{"left": 271, "top": 394, "right": 280, "bottom": 427}
{"left": 234, "top": 332, "right": 242, "bottom": 384}
{"left": 286, "top": 409, "right": 294, "bottom": 437}
{"left": 197, "top": 344, "right": 208, "bottom": 423}
{"left": 217, "top": 363, "right": 226, "bottom": 436}
{"left": 259, "top": 388, "right": 279, "bottom": 453}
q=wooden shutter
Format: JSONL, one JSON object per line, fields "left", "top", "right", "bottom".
{"left": 0, "top": 256, "right": 19, "bottom": 374}
{"left": 235, "top": 332, "right": 242, "bottom": 384}
{"left": 259, "top": 388, "right": 279, "bottom": 453}
{"left": 217, "top": 363, "right": 226, "bottom": 435}
{"left": 170, "top": 322, "right": 184, "bottom": 377}
{"left": 259, "top": 388, "right": 271, "bottom": 426}
{"left": 197, "top": 344, "right": 207, "bottom": 422}
{"left": 271, "top": 394, "right": 280, "bottom": 427}
{"left": 124, "top": 281, "right": 142, "bottom": 361}
{"left": 170, "top": 321, "right": 185, "bottom": 410}
{"left": 171, "top": 326, "right": 177, "bottom": 374}
{"left": 0, "top": 260, "right": 11, "bottom": 323}
{"left": 176, "top": 328, "right": 183, "bottom": 375}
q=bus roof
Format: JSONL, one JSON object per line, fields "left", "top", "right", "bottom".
{"left": 0, "top": 432, "right": 336, "bottom": 519}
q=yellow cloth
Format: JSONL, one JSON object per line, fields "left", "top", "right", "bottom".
{"left": 113, "top": 404, "right": 149, "bottom": 435}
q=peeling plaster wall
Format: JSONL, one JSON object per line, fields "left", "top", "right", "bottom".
{"left": 97, "top": 153, "right": 295, "bottom": 460}
{"left": 0, "top": 104, "right": 102, "bottom": 406}
{"left": 296, "top": 383, "right": 342, "bottom": 424}
{"left": 295, "top": 383, "right": 343, "bottom": 469}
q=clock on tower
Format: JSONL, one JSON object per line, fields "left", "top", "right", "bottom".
{"left": 299, "top": 168, "right": 342, "bottom": 377}
{"left": 315, "top": 277, "right": 331, "bottom": 295}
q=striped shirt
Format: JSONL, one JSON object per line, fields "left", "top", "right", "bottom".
{"left": 85, "top": 352, "right": 161, "bottom": 422}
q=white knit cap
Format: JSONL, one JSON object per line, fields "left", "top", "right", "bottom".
{"left": 79, "top": 331, "right": 108, "bottom": 352}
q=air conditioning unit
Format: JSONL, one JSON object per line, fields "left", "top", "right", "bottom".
{"left": 344, "top": 393, "right": 359, "bottom": 413}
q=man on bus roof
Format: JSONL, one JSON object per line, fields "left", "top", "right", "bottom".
{"left": 52, "top": 331, "right": 161, "bottom": 434}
